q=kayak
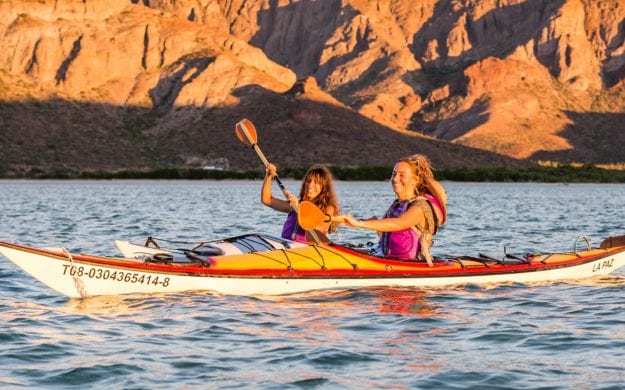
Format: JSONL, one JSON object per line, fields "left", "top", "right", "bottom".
{"left": 1, "top": 234, "right": 624, "bottom": 298}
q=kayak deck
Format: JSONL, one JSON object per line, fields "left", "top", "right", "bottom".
{"left": 2, "top": 239, "right": 621, "bottom": 276}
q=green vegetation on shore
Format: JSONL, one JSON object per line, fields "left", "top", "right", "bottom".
{"left": 438, "top": 165, "right": 625, "bottom": 183}
{"left": 3, "top": 164, "right": 625, "bottom": 182}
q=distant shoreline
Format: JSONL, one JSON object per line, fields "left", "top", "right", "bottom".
{"left": 3, "top": 165, "right": 625, "bottom": 183}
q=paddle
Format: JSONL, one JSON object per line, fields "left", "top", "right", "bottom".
{"left": 298, "top": 201, "right": 346, "bottom": 231}
{"left": 298, "top": 201, "right": 434, "bottom": 266}
{"left": 235, "top": 118, "right": 288, "bottom": 195}
{"left": 235, "top": 119, "right": 327, "bottom": 244}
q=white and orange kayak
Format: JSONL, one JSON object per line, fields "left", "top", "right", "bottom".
{"left": 1, "top": 234, "right": 624, "bottom": 298}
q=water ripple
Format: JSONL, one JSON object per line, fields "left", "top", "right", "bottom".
{"left": 1, "top": 181, "right": 625, "bottom": 388}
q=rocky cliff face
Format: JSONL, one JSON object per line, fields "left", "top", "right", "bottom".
{"left": 0, "top": 0, "right": 295, "bottom": 107}
{"left": 1, "top": 0, "right": 624, "bottom": 175}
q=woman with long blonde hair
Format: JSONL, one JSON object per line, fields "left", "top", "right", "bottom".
{"left": 341, "top": 154, "right": 446, "bottom": 265}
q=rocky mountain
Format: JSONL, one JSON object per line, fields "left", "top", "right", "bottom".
{"left": 1, "top": 0, "right": 624, "bottom": 176}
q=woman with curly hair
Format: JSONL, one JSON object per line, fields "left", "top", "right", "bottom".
{"left": 262, "top": 163, "right": 339, "bottom": 242}
{"left": 341, "top": 154, "right": 447, "bottom": 266}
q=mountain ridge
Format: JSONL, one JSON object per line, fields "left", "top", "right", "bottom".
{"left": 1, "top": 0, "right": 624, "bottom": 176}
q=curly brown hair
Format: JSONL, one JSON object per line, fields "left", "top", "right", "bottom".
{"left": 298, "top": 165, "right": 340, "bottom": 216}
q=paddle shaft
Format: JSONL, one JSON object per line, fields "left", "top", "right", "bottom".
{"left": 236, "top": 119, "right": 327, "bottom": 244}
{"left": 236, "top": 119, "right": 288, "bottom": 196}
{"left": 328, "top": 215, "right": 346, "bottom": 224}
{"left": 252, "top": 144, "right": 288, "bottom": 195}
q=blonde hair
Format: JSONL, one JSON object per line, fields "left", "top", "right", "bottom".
{"left": 399, "top": 154, "right": 434, "bottom": 194}
{"left": 399, "top": 154, "right": 447, "bottom": 224}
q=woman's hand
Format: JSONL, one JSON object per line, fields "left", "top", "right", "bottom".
{"left": 342, "top": 214, "right": 362, "bottom": 228}
{"left": 285, "top": 191, "right": 299, "bottom": 210}
{"left": 265, "top": 163, "right": 278, "bottom": 178}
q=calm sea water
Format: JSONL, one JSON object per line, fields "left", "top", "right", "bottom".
{"left": 1, "top": 180, "right": 624, "bottom": 389}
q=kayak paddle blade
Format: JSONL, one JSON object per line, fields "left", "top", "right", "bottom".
{"left": 298, "top": 201, "right": 347, "bottom": 231}
{"left": 235, "top": 118, "right": 258, "bottom": 146}
{"left": 298, "top": 201, "right": 328, "bottom": 231}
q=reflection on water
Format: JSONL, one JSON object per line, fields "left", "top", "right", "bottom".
{"left": 369, "top": 288, "right": 439, "bottom": 316}
{"left": 63, "top": 295, "right": 143, "bottom": 317}
{"left": 272, "top": 287, "right": 440, "bottom": 317}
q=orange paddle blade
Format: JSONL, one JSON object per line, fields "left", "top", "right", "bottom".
{"left": 297, "top": 201, "right": 329, "bottom": 231}
{"left": 235, "top": 118, "right": 258, "bottom": 146}
{"left": 297, "top": 201, "right": 347, "bottom": 231}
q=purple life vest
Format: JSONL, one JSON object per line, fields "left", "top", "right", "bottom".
{"left": 380, "top": 194, "right": 441, "bottom": 259}
{"left": 281, "top": 211, "right": 307, "bottom": 243}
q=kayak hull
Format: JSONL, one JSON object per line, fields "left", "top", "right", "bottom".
{"left": 1, "top": 237, "right": 625, "bottom": 298}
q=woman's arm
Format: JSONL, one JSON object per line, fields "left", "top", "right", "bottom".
{"left": 342, "top": 206, "right": 426, "bottom": 232}
{"left": 261, "top": 164, "right": 294, "bottom": 213}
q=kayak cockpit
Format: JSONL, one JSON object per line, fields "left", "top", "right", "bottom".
{"left": 115, "top": 233, "right": 308, "bottom": 264}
